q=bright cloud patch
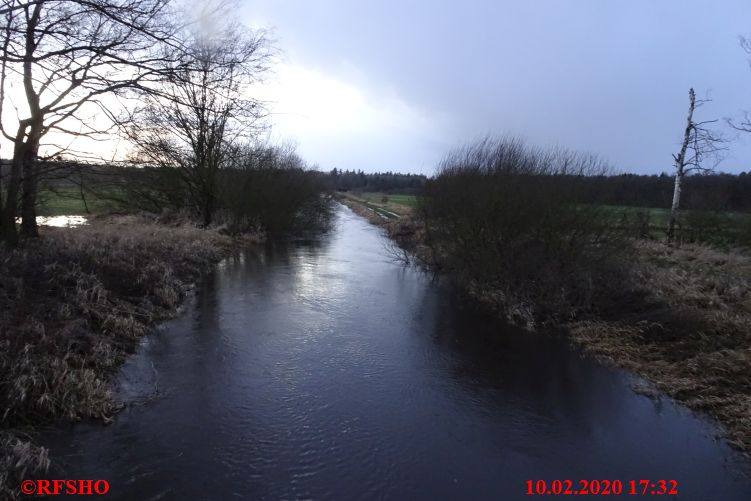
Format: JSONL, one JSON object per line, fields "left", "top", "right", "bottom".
{"left": 256, "top": 63, "right": 446, "bottom": 173}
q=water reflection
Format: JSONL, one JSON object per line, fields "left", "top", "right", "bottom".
{"left": 36, "top": 215, "right": 87, "bottom": 227}
{"left": 40, "top": 205, "right": 751, "bottom": 500}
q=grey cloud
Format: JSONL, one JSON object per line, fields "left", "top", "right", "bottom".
{"left": 244, "top": 0, "right": 751, "bottom": 174}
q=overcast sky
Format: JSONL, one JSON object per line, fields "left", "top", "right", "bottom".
{"left": 243, "top": 0, "right": 751, "bottom": 175}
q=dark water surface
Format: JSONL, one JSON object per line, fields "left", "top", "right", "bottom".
{"left": 44, "top": 206, "right": 750, "bottom": 500}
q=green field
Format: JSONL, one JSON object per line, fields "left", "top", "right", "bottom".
{"left": 600, "top": 205, "right": 670, "bottom": 226}
{"left": 353, "top": 192, "right": 418, "bottom": 208}
{"left": 600, "top": 204, "right": 750, "bottom": 225}
{"left": 599, "top": 205, "right": 671, "bottom": 238}
{"left": 37, "top": 186, "right": 111, "bottom": 216}
{"left": 600, "top": 204, "right": 751, "bottom": 245}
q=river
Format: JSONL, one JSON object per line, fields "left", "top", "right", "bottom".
{"left": 42, "top": 205, "right": 751, "bottom": 500}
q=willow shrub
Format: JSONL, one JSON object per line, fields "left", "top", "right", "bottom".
{"left": 418, "top": 137, "right": 628, "bottom": 325}
{"left": 219, "top": 160, "right": 333, "bottom": 236}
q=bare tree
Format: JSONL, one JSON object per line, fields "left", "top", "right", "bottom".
{"left": 667, "top": 88, "right": 727, "bottom": 242}
{"left": 125, "top": 12, "right": 272, "bottom": 226}
{"left": 0, "top": 0, "right": 181, "bottom": 245}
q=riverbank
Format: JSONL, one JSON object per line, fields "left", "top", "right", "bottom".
{"left": 0, "top": 216, "right": 250, "bottom": 497}
{"left": 341, "top": 195, "right": 751, "bottom": 457}
{"left": 570, "top": 241, "right": 751, "bottom": 455}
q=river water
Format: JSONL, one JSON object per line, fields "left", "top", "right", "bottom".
{"left": 43, "top": 205, "right": 750, "bottom": 500}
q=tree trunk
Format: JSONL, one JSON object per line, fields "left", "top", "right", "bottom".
{"left": 202, "top": 191, "right": 213, "bottom": 227}
{"left": 20, "top": 158, "right": 39, "bottom": 237}
{"left": 0, "top": 158, "right": 21, "bottom": 246}
{"left": 0, "top": 157, "right": 4, "bottom": 243}
{"left": 18, "top": 3, "right": 43, "bottom": 239}
{"left": 667, "top": 171, "right": 682, "bottom": 241}
{"left": 20, "top": 127, "right": 41, "bottom": 238}
{"left": 0, "top": 125, "right": 28, "bottom": 246}
{"left": 667, "top": 88, "right": 695, "bottom": 242}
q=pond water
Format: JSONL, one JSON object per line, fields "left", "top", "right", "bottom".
{"left": 42, "top": 205, "right": 751, "bottom": 500}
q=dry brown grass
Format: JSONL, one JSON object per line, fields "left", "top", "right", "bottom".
{"left": 571, "top": 240, "right": 751, "bottom": 454}
{"left": 0, "top": 431, "right": 49, "bottom": 500}
{"left": 0, "top": 216, "right": 237, "bottom": 496}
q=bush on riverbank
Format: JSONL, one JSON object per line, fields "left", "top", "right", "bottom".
{"left": 78, "top": 145, "right": 334, "bottom": 236}
{"left": 417, "top": 137, "right": 628, "bottom": 326}
{"left": 219, "top": 145, "right": 334, "bottom": 236}
{"left": 0, "top": 216, "right": 234, "bottom": 496}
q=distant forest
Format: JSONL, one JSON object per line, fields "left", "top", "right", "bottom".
{"left": 578, "top": 172, "right": 751, "bottom": 212}
{"left": 329, "top": 169, "right": 751, "bottom": 213}
{"left": 327, "top": 169, "right": 426, "bottom": 194}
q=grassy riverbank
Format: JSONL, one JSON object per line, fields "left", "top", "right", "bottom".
{"left": 570, "top": 242, "right": 751, "bottom": 454}
{"left": 341, "top": 194, "right": 751, "bottom": 457}
{"left": 0, "top": 216, "right": 244, "bottom": 497}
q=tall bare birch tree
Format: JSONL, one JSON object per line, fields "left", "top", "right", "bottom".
{"left": 667, "top": 88, "right": 727, "bottom": 242}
